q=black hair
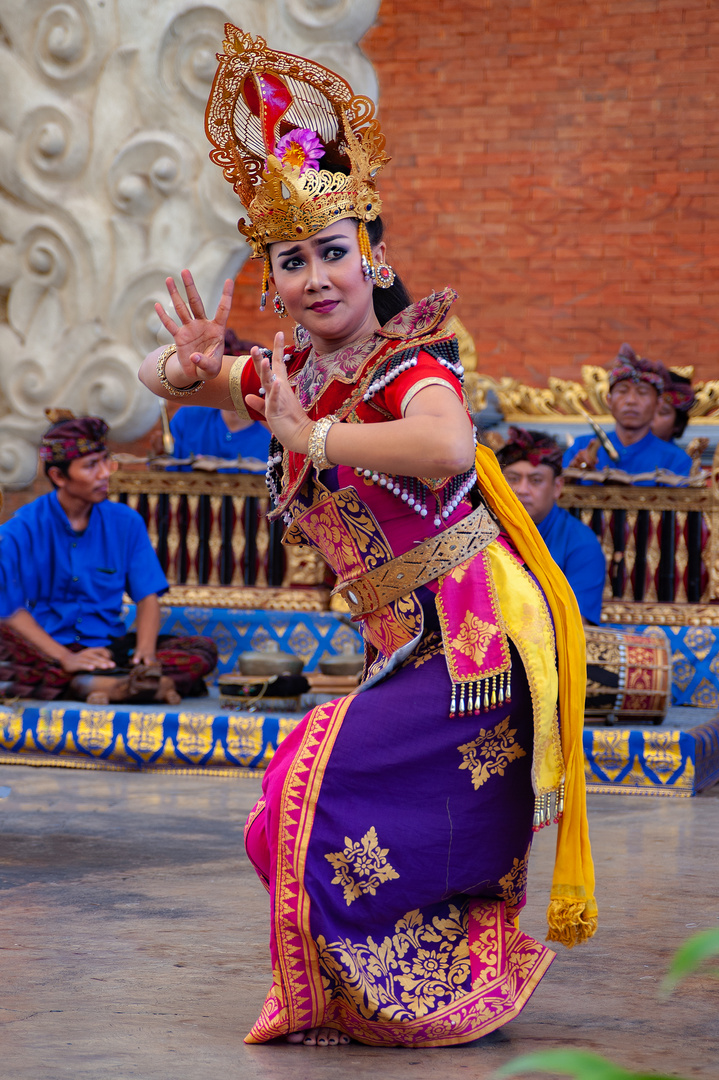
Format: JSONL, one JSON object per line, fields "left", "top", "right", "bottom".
{"left": 365, "top": 217, "right": 412, "bottom": 323}
{"left": 672, "top": 408, "right": 690, "bottom": 439}
{"left": 44, "top": 459, "right": 72, "bottom": 489}
{"left": 667, "top": 372, "right": 692, "bottom": 439}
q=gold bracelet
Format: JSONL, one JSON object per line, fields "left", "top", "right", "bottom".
{"left": 156, "top": 344, "right": 204, "bottom": 396}
{"left": 307, "top": 415, "right": 336, "bottom": 472}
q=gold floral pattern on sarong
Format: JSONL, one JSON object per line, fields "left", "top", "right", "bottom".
{"left": 402, "top": 631, "right": 444, "bottom": 670}
{"left": 451, "top": 611, "right": 498, "bottom": 667}
{"left": 325, "top": 826, "right": 400, "bottom": 907}
{"left": 457, "top": 715, "right": 526, "bottom": 790}
{"left": 316, "top": 905, "right": 470, "bottom": 1021}
{"left": 498, "top": 844, "right": 531, "bottom": 921}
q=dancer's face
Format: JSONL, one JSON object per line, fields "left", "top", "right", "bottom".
{"left": 269, "top": 220, "right": 385, "bottom": 352}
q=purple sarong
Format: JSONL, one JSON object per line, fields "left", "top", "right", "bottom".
{"left": 245, "top": 638, "right": 555, "bottom": 1046}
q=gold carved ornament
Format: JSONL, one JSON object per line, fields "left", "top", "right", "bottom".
{"left": 470, "top": 362, "right": 719, "bottom": 426}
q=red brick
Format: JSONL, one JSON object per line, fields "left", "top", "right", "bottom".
{"left": 226, "top": 1, "right": 719, "bottom": 386}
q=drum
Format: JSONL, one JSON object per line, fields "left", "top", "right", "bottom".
{"left": 584, "top": 626, "right": 671, "bottom": 724}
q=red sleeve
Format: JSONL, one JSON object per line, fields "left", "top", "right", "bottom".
{"left": 237, "top": 346, "right": 301, "bottom": 423}
{"left": 240, "top": 356, "right": 264, "bottom": 423}
{"left": 380, "top": 349, "right": 464, "bottom": 420}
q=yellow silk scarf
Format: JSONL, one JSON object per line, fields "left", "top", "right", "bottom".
{"left": 476, "top": 446, "right": 597, "bottom": 947}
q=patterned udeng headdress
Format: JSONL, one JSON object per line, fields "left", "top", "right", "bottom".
{"left": 608, "top": 343, "right": 669, "bottom": 394}
{"left": 39, "top": 414, "right": 108, "bottom": 464}
{"left": 496, "top": 427, "right": 564, "bottom": 477}
{"left": 205, "top": 26, "right": 389, "bottom": 308}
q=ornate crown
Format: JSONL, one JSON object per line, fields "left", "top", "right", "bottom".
{"left": 205, "top": 27, "right": 389, "bottom": 258}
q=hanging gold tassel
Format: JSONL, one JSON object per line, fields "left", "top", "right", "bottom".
{"left": 260, "top": 253, "right": 270, "bottom": 311}
{"left": 358, "top": 220, "right": 376, "bottom": 281}
{"left": 546, "top": 899, "right": 598, "bottom": 948}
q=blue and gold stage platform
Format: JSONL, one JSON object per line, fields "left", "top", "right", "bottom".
{"left": 1, "top": 609, "right": 719, "bottom": 796}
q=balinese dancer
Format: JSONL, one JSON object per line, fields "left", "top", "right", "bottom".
{"left": 139, "top": 27, "right": 596, "bottom": 1048}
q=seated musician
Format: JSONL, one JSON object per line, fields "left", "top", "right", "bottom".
{"left": 651, "top": 371, "right": 695, "bottom": 443}
{"left": 563, "top": 344, "right": 692, "bottom": 483}
{"left": 169, "top": 332, "right": 270, "bottom": 471}
{"left": 497, "top": 428, "right": 606, "bottom": 624}
{"left": 0, "top": 415, "right": 217, "bottom": 704}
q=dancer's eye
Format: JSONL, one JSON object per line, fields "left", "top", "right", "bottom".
{"left": 281, "top": 255, "right": 306, "bottom": 271}
{"left": 323, "top": 246, "right": 348, "bottom": 262}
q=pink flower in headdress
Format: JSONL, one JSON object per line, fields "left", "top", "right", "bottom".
{"left": 274, "top": 128, "right": 324, "bottom": 174}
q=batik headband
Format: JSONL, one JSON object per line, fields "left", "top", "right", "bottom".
{"left": 608, "top": 343, "right": 668, "bottom": 394}
{"left": 39, "top": 415, "right": 109, "bottom": 464}
{"left": 664, "top": 379, "right": 695, "bottom": 413}
{"left": 496, "top": 427, "right": 564, "bottom": 476}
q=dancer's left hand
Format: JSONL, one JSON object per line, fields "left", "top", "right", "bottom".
{"left": 246, "top": 332, "right": 314, "bottom": 453}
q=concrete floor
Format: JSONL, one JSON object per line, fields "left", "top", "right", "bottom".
{"left": 1, "top": 766, "right": 718, "bottom": 1080}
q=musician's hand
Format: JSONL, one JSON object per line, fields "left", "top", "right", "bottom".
{"left": 568, "top": 439, "right": 600, "bottom": 470}
{"left": 246, "top": 332, "right": 314, "bottom": 453}
{"left": 154, "top": 270, "right": 234, "bottom": 387}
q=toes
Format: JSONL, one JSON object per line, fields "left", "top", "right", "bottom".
{"left": 287, "top": 1026, "right": 349, "bottom": 1047}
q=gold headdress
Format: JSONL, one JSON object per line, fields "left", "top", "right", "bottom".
{"left": 205, "top": 26, "right": 390, "bottom": 306}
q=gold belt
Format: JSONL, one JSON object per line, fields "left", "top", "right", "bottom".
{"left": 332, "top": 503, "right": 500, "bottom": 617}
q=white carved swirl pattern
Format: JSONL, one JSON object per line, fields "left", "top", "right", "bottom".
{"left": 35, "top": 2, "right": 94, "bottom": 81}
{"left": 0, "top": 0, "right": 379, "bottom": 488}
{"left": 19, "top": 106, "right": 87, "bottom": 182}
{"left": 159, "top": 7, "right": 228, "bottom": 105}
{"left": 108, "top": 133, "right": 189, "bottom": 216}
{"left": 20, "top": 226, "right": 70, "bottom": 290}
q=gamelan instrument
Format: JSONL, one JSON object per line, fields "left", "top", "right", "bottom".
{"left": 584, "top": 626, "right": 670, "bottom": 724}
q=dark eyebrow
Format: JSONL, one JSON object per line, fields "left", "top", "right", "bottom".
{"left": 276, "top": 234, "right": 348, "bottom": 259}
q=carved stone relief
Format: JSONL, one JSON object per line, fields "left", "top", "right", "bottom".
{"left": 0, "top": 0, "right": 380, "bottom": 487}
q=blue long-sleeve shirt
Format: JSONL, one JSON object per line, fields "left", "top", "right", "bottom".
{"left": 169, "top": 408, "right": 270, "bottom": 472}
{"left": 536, "top": 503, "right": 606, "bottom": 623}
{"left": 0, "top": 493, "right": 168, "bottom": 646}
{"left": 562, "top": 429, "right": 691, "bottom": 484}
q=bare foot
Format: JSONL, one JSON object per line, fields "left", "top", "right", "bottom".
{"left": 70, "top": 674, "right": 131, "bottom": 704}
{"left": 286, "top": 1027, "right": 350, "bottom": 1046}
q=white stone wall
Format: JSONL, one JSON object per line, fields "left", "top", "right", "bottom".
{"left": 0, "top": 0, "right": 379, "bottom": 488}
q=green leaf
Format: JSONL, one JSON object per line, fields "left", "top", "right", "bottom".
{"left": 495, "top": 1048, "right": 676, "bottom": 1080}
{"left": 662, "top": 927, "right": 719, "bottom": 994}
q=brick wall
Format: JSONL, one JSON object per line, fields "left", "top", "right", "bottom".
{"left": 229, "top": 0, "right": 719, "bottom": 385}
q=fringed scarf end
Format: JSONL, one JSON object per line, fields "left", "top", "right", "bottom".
{"left": 545, "top": 898, "right": 598, "bottom": 948}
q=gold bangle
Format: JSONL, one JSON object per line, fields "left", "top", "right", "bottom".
{"left": 307, "top": 415, "right": 336, "bottom": 472}
{"left": 156, "top": 344, "right": 204, "bottom": 396}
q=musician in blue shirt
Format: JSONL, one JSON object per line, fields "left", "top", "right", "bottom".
{"left": 497, "top": 428, "right": 606, "bottom": 623}
{"left": 563, "top": 345, "right": 692, "bottom": 483}
{"left": 0, "top": 415, "right": 217, "bottom": 703}
{"left": 170, "top": 405, "right": 270, "bottom": 470}
{"left": 169, "top": 332, "right": 270, "bottom": 471}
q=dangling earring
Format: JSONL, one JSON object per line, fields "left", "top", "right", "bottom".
{"left": 358, "top": 219, "right": 395, "bottom": 288}
{"left": 357, "top": 220, "right": 376, "bottom": 282}
{"left": 273, "top": 292, "right": 287, "bottom": 318}
{"left": 373, "top": 262, "right": 396, "bottom": 289}
{"left": 260, "top": 254, "right": 271, "bottom": 311}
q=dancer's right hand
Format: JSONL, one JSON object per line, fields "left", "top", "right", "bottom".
{"left": 154, "top": 269, "right": 235, "bottom": 386}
